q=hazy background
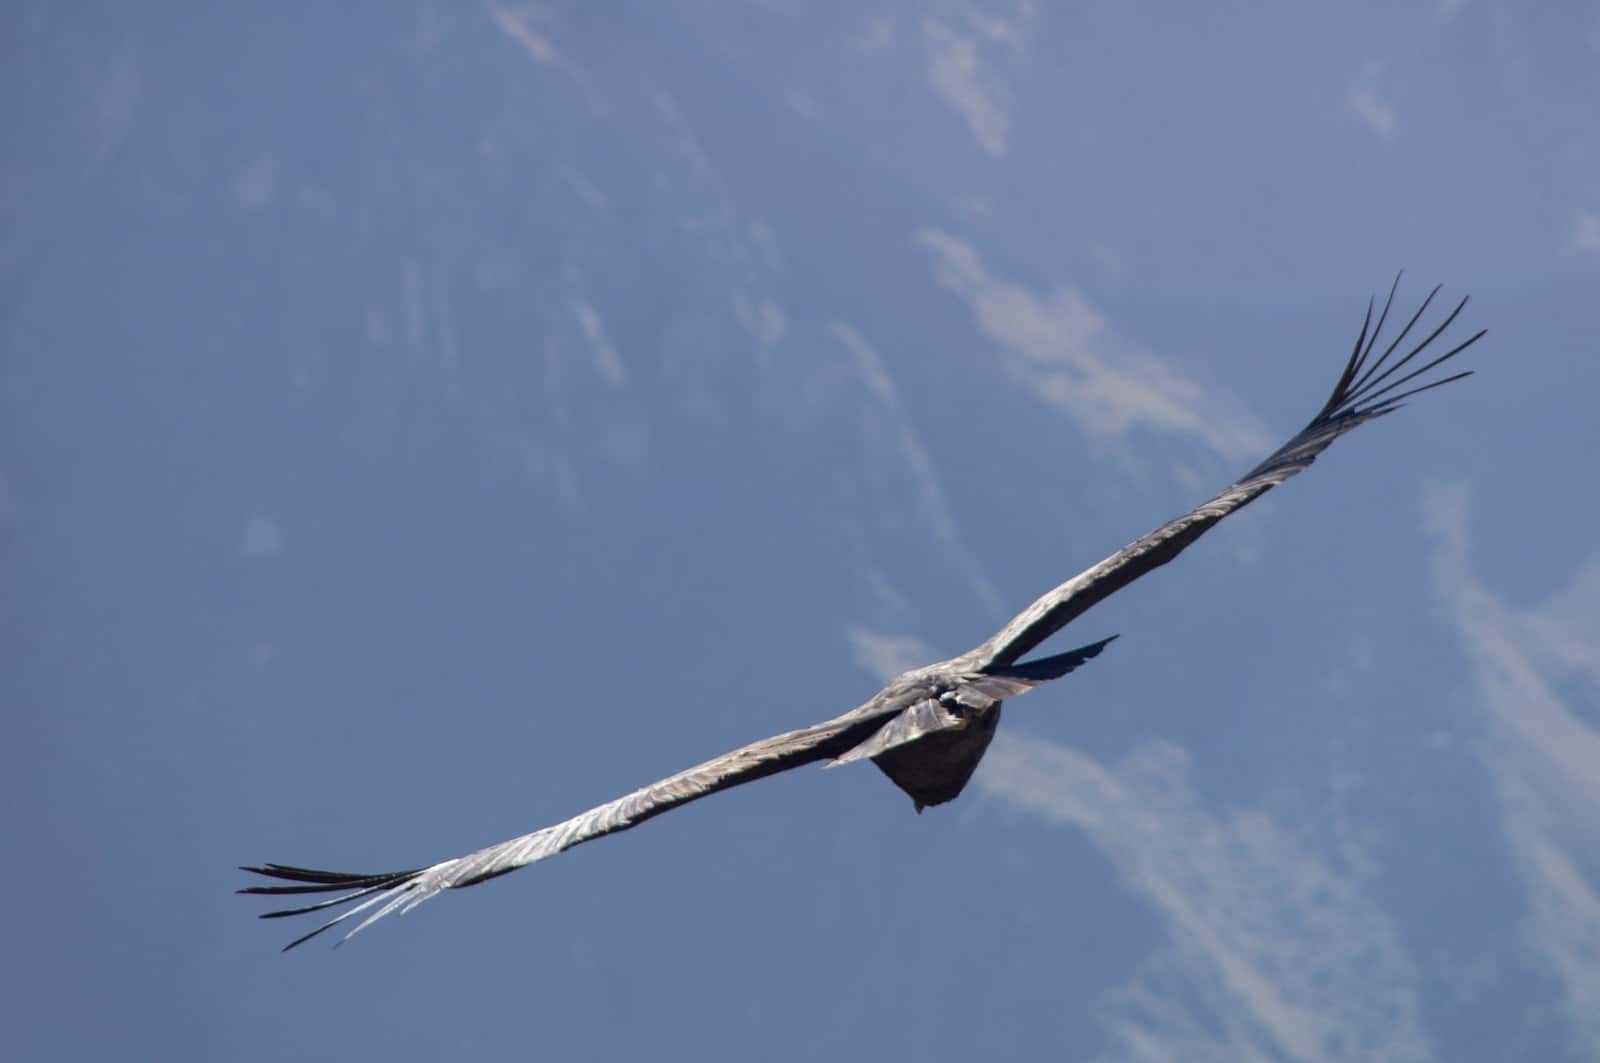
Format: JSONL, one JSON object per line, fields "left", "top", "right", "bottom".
{"left": 5, "top": 4, "right": 1597, "bottom": 1060}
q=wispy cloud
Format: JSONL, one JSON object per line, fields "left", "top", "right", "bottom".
{"left": 1348, "top": 62, "right": 1397, "bottom": 140}
{"left": 922, "top": 20, "right": 1012, "bottom": 157}
{"left": 980, "top": 737, "right": 1432, "bottom": 1062}
{"left": 233, "top": 155, "right": 277, "bottom": 210}
{"left": 1423, "top": 483, "right": 1600, "bottom": 1051}
{"left": 238, "top": 513, "right": 284, "bottom": 560}
{"left": 648, "top": 90, "right": 787, "bottom": 291}
{"left": 961, "top": 0, "right": 1038, "bottom": 49}
{"left": 918, "top": 230, "right": 1272, "bottom": 463}
{"left": 485, "top": 1, "right": 561, "bottom": 65}
{"left": 560, "top": 165, "right": 607, "bottom": 210}
{"left": 484, "top": 2, "right": 601, "bottom": 111}
{"left": 1569, "top": 210, "right": 1600, "bottom": 255}
{"left": 847, "top": 627, "right": 937, "bottom": 684}
{"left": 734, "top": 292, "right": 787, "bottom": 351}
{"left": 570, "top": 299, "right": 626, "bottom": 386}
{"left": 853, "top": 14, "right": 896, "bottom": 53}
{"left": 832, "top": 323, "right": 1002, "bottom": 613}
{"left": 84, "top": 41, "right": 141, "bottom": 167}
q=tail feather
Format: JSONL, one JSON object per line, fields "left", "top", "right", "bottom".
{"left": 238, "top": 863, "right": 430, "bottom": 951}
{"left": 239, "top": 862, "right": 425, "bottom": 891}
{"left": 1322, "top": 275, "right": 1483, "bottom": 419}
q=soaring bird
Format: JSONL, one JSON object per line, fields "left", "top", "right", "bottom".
{"left": 242, "top": 279, "right": 1484, "bottom": 950}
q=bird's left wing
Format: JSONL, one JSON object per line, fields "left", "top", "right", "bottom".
{"left": 241, "top": 705, "right": 898, "bottom": 950}
{"left": 964, "top": 278, "right": 1484, "bottom": 671}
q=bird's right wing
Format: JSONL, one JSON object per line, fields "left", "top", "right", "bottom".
{"left": 966, "top": 278, "right": 1485, "bottom": 671}
{"left": 241, "top": 705, "right": 896, "bottom": 950}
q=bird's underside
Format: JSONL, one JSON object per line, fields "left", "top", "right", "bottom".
{"left": 868, "top": 703, "right": 1004, "bottom": 813}
{"left": 242, "top": 277, "right": 1485, "bottom": 949}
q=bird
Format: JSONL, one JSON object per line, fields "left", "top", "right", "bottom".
{"left": 242, "top": 277, "right": 1484, "bottom": 950}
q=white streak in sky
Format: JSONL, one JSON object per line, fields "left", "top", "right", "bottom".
{"left": 919, "top": 231, "right": 1272, "bottom": 463}
{"left": 561, "top": 166, "right": 608, "bottom": 210}
{"left": 85, "top": 41, "right": 141, "bottom": 167}
{"left": 238, "top": 514, "right": 285, "bottom": 560}
{"left": 1569, "top": 210, "right": 1600, "bottom": 255}
{"left": 848, "top": 627, "right": 937, "bottom": 685}
{"left": 734, "top": 292, "right": 787, "bottom": 349}
{"left": 980, "top": 736, "right": 1432, "bottom": 1062}
{"left": 1348, "top": 62, "right": 1397, "bottom": 140}
{"left": 1424, "top": 482, "right": 1600, "bottom": 1051}
{"left": 571, "top": 300, "right": 627, "bottom": 386}
{"left": 485, "top": 2, "right": 560, "bottom": 65}
{"left": 484, "top": 2, "right": 601, "bottom": 111}
{"left": 832, "top": 323, "right": 1003, "bottom": 613}
{"left": 923, "top": 20, "right": 1011, "bottom": 157}
{"left": 234, "top": 156, "right": 277, "bottom": 210}
{"left": 853, "top": 14, "right": 896, "bottom": 53}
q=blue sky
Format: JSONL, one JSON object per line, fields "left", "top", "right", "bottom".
{"left": 5, "top": 3, "right": 1598, "bottom": 1060}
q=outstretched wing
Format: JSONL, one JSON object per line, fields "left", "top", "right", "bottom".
{"left": 243, "top": 279, "right": 1482, "bottom": 950}
{"left": 241, "top": 708, "right": 893, "bottom": 950}
{"left": 966, "top": 278, "right": 1484, "bottom": 671}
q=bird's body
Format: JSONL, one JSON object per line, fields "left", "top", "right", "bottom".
{"left": 243, "top": 279, "right": 1485, "bottom": 950}
{"left": 870, "top": 701, "right": 1003, "bottom": 812}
